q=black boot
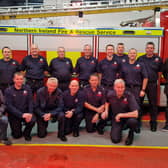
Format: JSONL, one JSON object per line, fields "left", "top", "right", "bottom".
{"left": 136, "top": 113, "right": 142, "bottom": 134}
{"left": 73, "top": 130, "right": 79, "bottom": 137}
{"left": 96, "top": 126, "right": 104, "bottom": 135}
{"left": 150, "top": 121, "right": 157, "bottom": 132}
{"left": 125, "top": 130, "right": 134, "bottom": 145}
{"left": 57, "top": 133, "right": 67, "bottom": 141}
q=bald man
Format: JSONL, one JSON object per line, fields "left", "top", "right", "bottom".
{"left": 49, "top": 47, "right": 73, "bottom": 92}
{"left": 75, "top": 44, "right": 98, "bottom": 88}
{"left": 21, "top": 44, "right": 49, "bottom": 94}
{"left": 63, "top": 80, "right": 85, "bottom": 137}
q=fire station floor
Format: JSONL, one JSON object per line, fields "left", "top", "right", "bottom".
{"left": 2, "top": 112, "right": 168, "bottom": 168}
{"left": 7, "top": 119, "right": 168, "bottom": 147}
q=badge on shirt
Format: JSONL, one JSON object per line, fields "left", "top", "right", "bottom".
{"left": 123, "top": 98, "right": 128, "bottom": 104}
{"left": 39, "top": 58, "right": 43, "bottom": 63}
{"left": 154, "top": 58, "right": 159, "bottom": 62}
{"left": 75, "top": 98, "right": 78, "bottom": 103}
{"left": 134, "top": 64, "right": 141, "bottom": 69}
{"left": 122, "top": 59, "right": 126, "bottom": 63}
{"left": 90, "top": 60, "right": 95, "bottom": 64}
{"left": 66, "top": 61, "right": 69, "bottom": 65}
{"left": 23, "top": 90, "right": 28, "bottom": 95}
{"left": 113, "top": 61, "right": 118, "bottom": 66}
{"left": 97, "top": 91, "right": 102, "bottom": 97}
{"left": 11, "top": 61, "right": 16, "bottom": 66}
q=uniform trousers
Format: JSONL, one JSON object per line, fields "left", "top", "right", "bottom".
{"left": 143, "top": 82, "right": 158, "bottom": 122}
{"left": 8, "top": 113, "right": 36, "bottom": 138}
{"left": 58, "top": 81, "right": 70, "bottom": 92}
{"left": 79, "top": 80, "right": 89, "bottom": 88}
{"left": 0, "top": 115, "right": 8, "bottom": 140}
{"left": 111, "top": 117, "right": 138, "bottom": 143}
{"left": 85, "top": 110, "right": 106, "bottom": 133}
{"left": 36, "top": 112, "right": 65, "bottom": 138}
{"left": 126, "top": 85, "right": 141, "bottom": 126}
{"left": 26, "top": 78, "right": 44, "bottom": 94}
{"left": 64, "top": 112, "right": 84, "bottom": 134}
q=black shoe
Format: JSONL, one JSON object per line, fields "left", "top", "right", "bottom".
{"left": 135, "top": 127, "right": 141, "bottom": 134}
{"left": 150, "top": 121, "right": 157, "bottom": 132}
{"left": 12, "top": 134, "right": 22, "bottom": 139}
{"left": 97, "top": 127, "right": 104, "bottom": 135}
{"left": 1, "top": 138, "right": 12, "bottom": 145}
{"left": 24, "top": 136, "right": 32, "bottom": 141}
{"left": 65, "top": 130, "right": 72, "bottom": 136}
{"left": 38, "top": 134, "right": 47, "bottom": 138}
{"left": 125, "top": 131, "right": 134, "bottom": 146}
{"left": 73, "top": 131, "right": 79, "bottom": 137}
{"left": 162, "top": 125, "right": 168, "bottom": 132}
{"left": 87, "top": 128, "right": 96, "bottom": 133}
{"left": 58, "top": 135, "right": 67, "bottom": 141}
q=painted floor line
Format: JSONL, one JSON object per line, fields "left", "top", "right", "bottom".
{"left": 1, "top": 143, "right": 168, "bottom": 149}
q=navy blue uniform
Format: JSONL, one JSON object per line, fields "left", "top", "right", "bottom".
{"left": 0, "top": 90, "right": 8, "bottom": 140}
{"left": 21, "top": 55, "right": 49, "bottom": 93}
{"left": 49, "top": 57, "right": 73, "bottom": 91}
{"left": 121, "top": 61, "right": 148, "bottom": 104}
{"left": 106, "top": 90, "right": 139, "bottom": 143}
{"left": 75, "top": 56, "right": 98, "bottom": 87}
{"left": 0, "top": 59, "right": 20, "bottom": 92}
{"left": 63, "top": 89, "right": 84, "bottom": 134}
{"left": 97, "top": 57, "right": 121, "bottom": 89}
{"left": 161, "top": 58, "right": 168, "bottom": 126}
{"left": 113, "top": 54, "right": 128, "bottom": 65}
{"left": 5, "top": 85, "right": 35, "bottom": 139}
{"left": 137, "top": 54, "right": 162, "bottom": 122}
{"left": 84, "top": 86, "right": 106, "bottom": 132}
{"left": 35, "top": 87, "right": 65, "bottom": 138}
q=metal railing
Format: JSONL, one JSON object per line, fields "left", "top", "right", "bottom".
{"left": 64, "top": 0, "right": 168, "bottom": 8}
{"left": 0, "top": 0, "right": 167, "bottom": 15}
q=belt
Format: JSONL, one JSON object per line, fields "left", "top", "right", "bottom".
{"left": 0, "top": 83, "right": 12, "bottom": 86}
{"left": 27, "top": 78, "right": 43, "bottom": 81}
{"left": 102, "top": 83, "right": 113, "bottom": 87}
{"left": 126, "top": 84, "right": 141, "bottom": 88}
{"left": 148, "top": 81, "right": 157, "bottom": 84}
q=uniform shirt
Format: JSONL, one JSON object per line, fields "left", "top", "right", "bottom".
{"left": 97, "top": 57, "right": 121, "bottom": 85}
{"left": 35, "top": 86, "right": 63, "bottom": 117}
{"left": 162, "top": 58, "right": 168, "bottom": 81}
{"left": 137, "top": 55, "right": 162, "bottom": 82}
{"left": 49, "top": 57, "right": 73, "bottom": 82}
{"left": 5, "top": 85, "right": 33, "bottom": 119}
{"left": 0, "top": 90, "right": 5, "bottom": 116}
{"left": 63, "top": 89, "right": 85, "bottom": 114}
{"left": 75, "top": 56, "right": 98, "bottom": 81}
{"left": 0, "top": 59, "right": 20, "bottom": 84}
{"left": 121, "top": 61, "right": 148, "bottom": 86}
{"left": 21, "top": 55, "right": 49, "bottom": 80}
{"left": 84, "top": 86, "right": 106, "bottom": 108}
{"left": 113, "top": 54, "right": 128, "bottom": 65}
{"left": 106, "top": 90, "right": 139, "bottom": 117}
{"left": 161, "top": 58, "right": 168, "bottom": 95}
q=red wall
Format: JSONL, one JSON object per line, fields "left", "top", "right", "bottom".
{"left": 12, "top": 50, "right": 46, "bottom": 63}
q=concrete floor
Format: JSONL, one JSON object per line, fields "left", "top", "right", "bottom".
{"left": 8, "top": 121, "right": 168, "bottom": 147}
